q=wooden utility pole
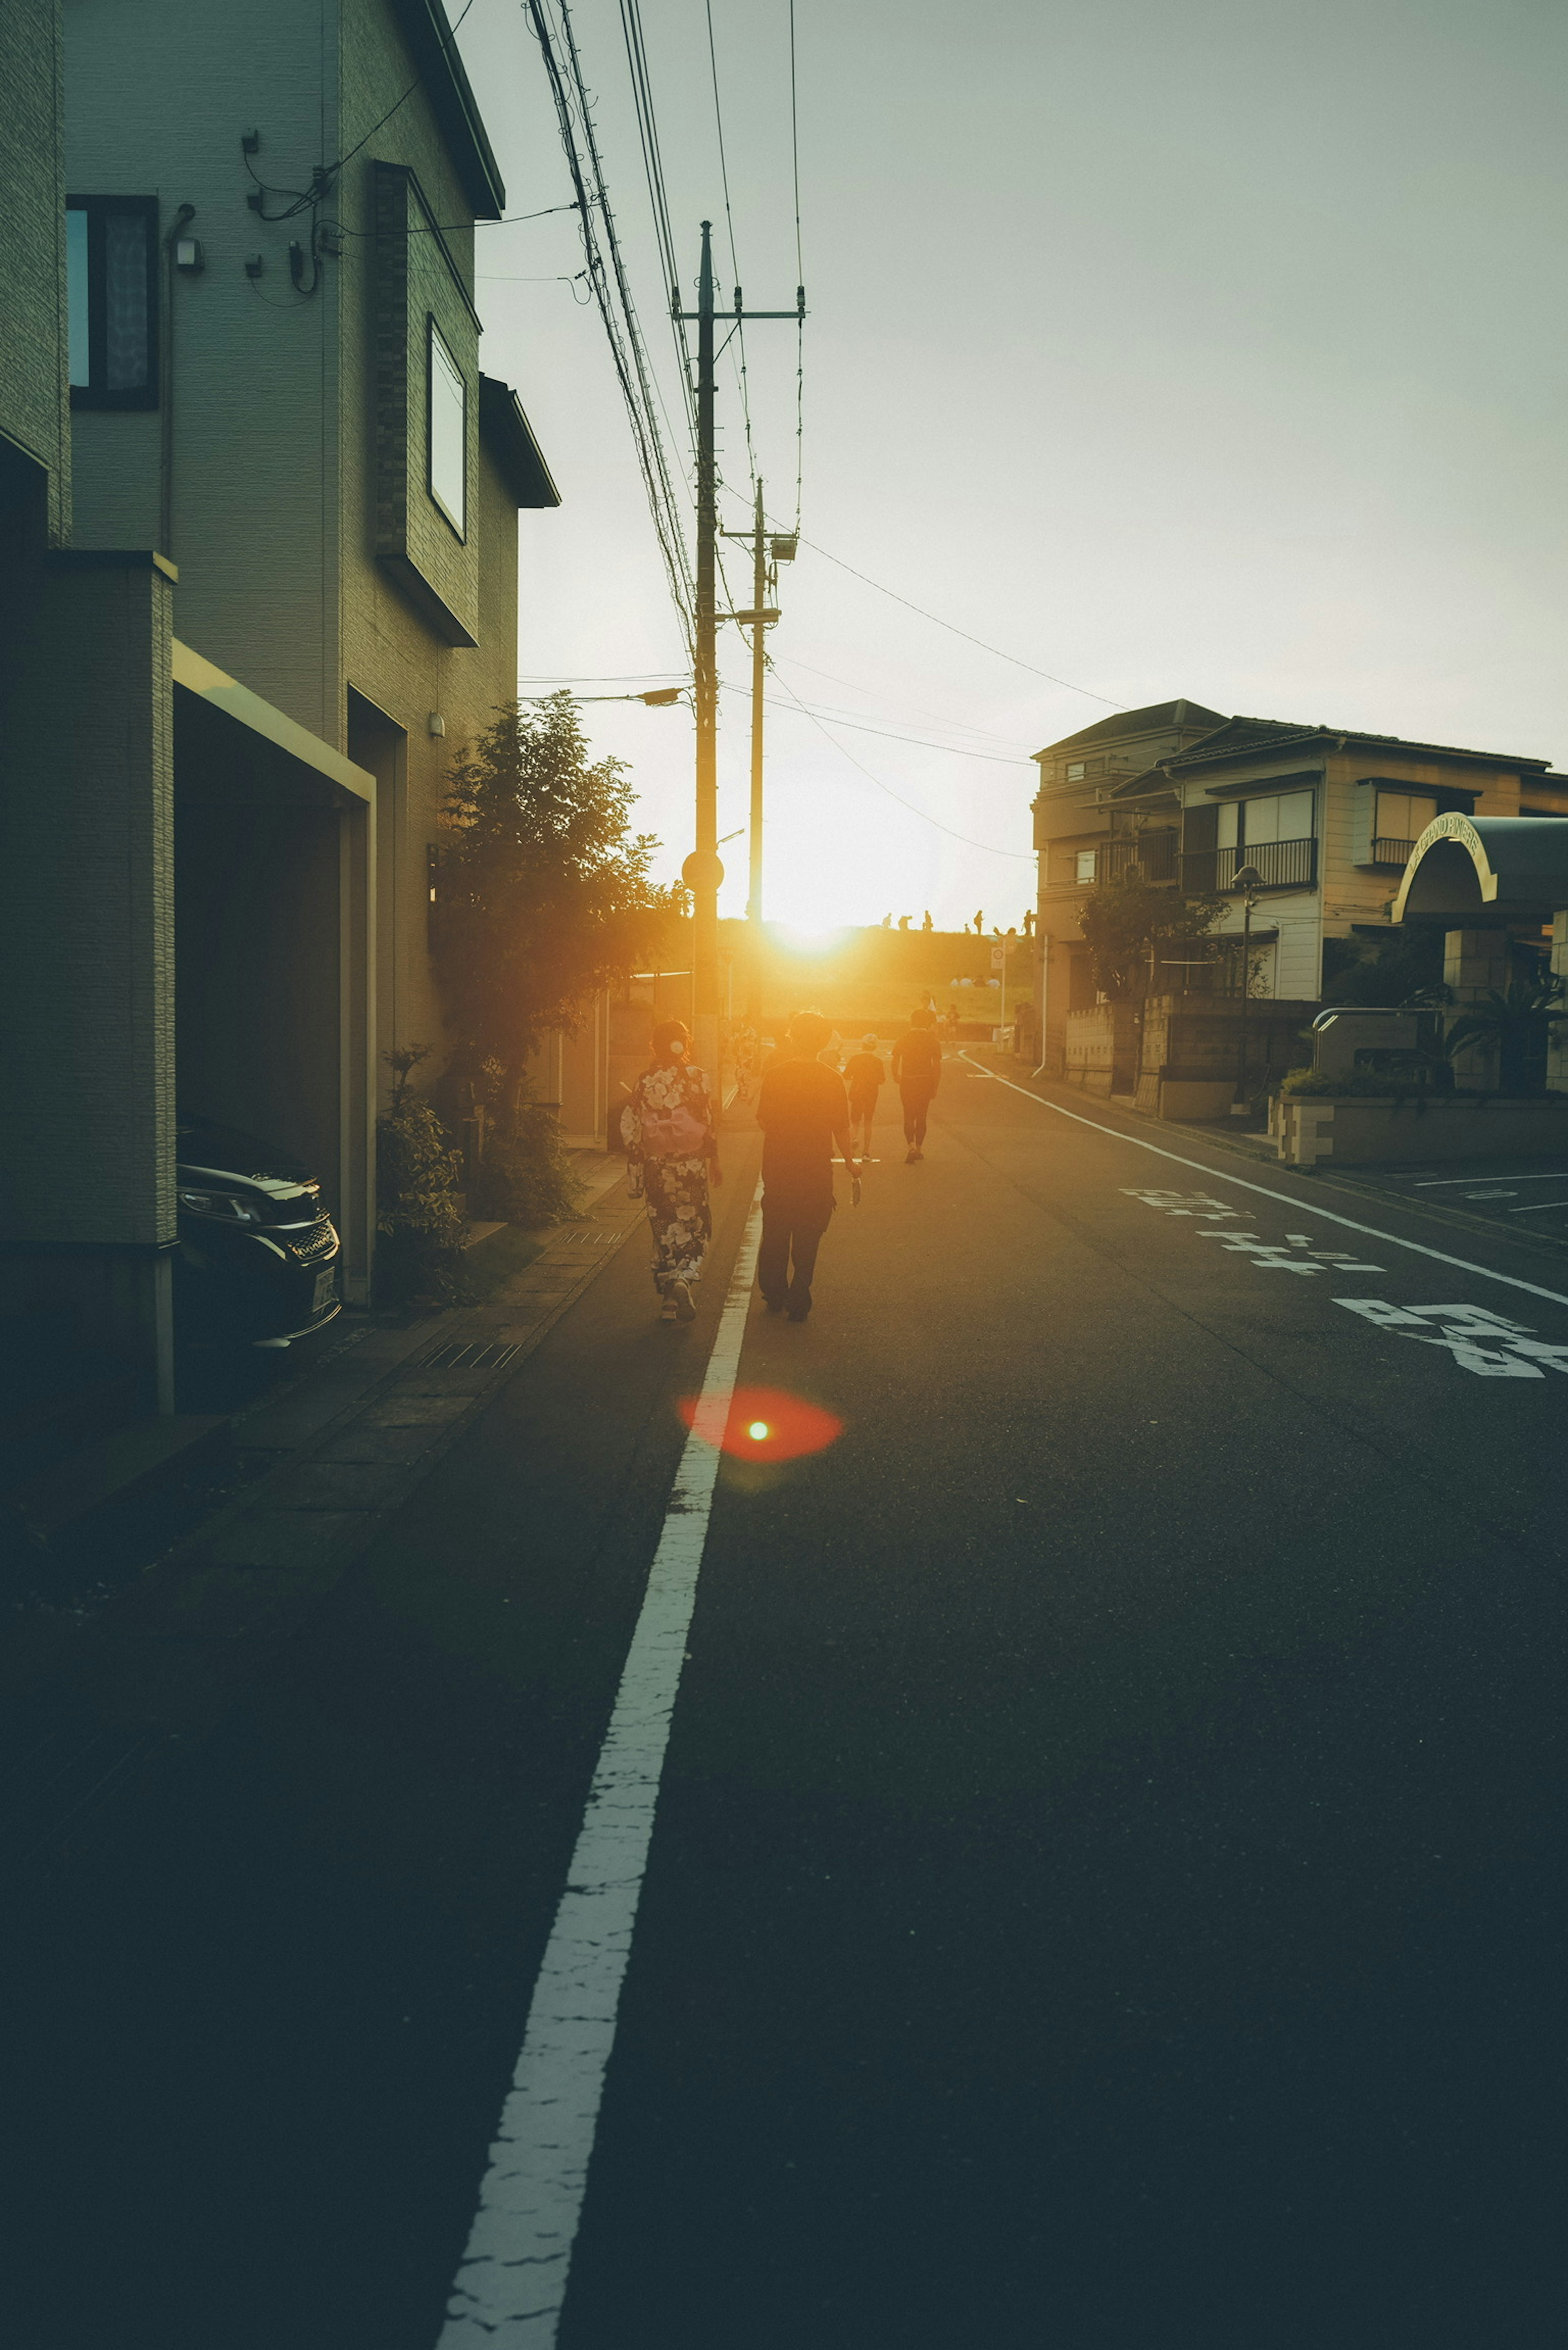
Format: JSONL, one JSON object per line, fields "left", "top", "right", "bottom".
{"left": 676, "top": 234, "right": 804, "bottom": 1075}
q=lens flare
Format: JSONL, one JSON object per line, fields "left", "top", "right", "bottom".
{"left": 678, "top": 1384, "right": 844, "bottom": 1461}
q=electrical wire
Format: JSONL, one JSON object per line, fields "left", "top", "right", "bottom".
{"left": 704, "top": 0, "right": 757, "bottom": 493}
{"left": 802, "top": 539, "right": 1125, "bottom": 706}
{"left": 617, "top": 0, "right": 697, "bottom": 446}
{"left": 526, "top": 0, "right": 694, "bottom": 651}
{"left": 764, "top": 668, "right": 1034, "bottom": 860}
{"left": 757, "top": 695, "right": 1030, "bottom": 766}
{"left": 768, "top": 651, "right": 1036, "bottom": 753}
{"left": 244, "top": 0, "right": 485, "bottom": 223}
{"left": 324, "top": 202, "right": 578, "bottom": 237}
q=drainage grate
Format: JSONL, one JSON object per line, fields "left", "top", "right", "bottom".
{"left": 410, "top": 1339, "right": 522, "bottom": 1374}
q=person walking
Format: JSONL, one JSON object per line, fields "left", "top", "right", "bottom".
{"left": 624, "top": 1018, "right": 722, "bottom": 1322}
{"left": 891, "top": 1006, "right": 943, "bottom": 1162}
{"left": 756, "top": 1010, "right": 858, "bottom": 1321}
{"left": 842, "top": 1032, "right": 885, "bottom": 1158}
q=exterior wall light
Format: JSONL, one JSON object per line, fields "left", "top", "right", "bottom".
{"left": 428, "top": 712, "right": 446, "bottom": 737}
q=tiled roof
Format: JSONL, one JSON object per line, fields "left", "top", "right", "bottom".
{"left": 1034, "top": 699, "right": 1227, "bottom": 759}
{"left": 1165, "top": 716, "right": 1550, "bottom": 773}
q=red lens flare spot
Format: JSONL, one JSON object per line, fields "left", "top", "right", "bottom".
{"left": 678, "top": 1384, "right": 843, "bottom": 1462}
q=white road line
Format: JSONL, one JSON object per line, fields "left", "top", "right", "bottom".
{"left": 1508, "top": 1201, "right": 1568, "bottom": 1215}
{"left": 437, "top": 1184, "right": 765, "bottom": 2349}
{"left": 1413, "top": 1170, "right": 1568, "bottom": 1187}
{"left": 962, "top": 1058, "right": 1568, "bottom": 1312}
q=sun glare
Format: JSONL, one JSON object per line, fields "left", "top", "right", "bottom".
{"left": 679, "top": 1385, "right": 844, "bottom": 1462}
{"left": 773, "top": 922, "right": 852, "bottom": 958}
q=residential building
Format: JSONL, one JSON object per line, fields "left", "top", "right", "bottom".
{"left": 1032, "top": 702, "right": 1568, "bottom": 1096}
{"left": 2, "top": 0, "right": 563, "bottom": 1432}
{"left": 1031, "top": 699, "right": 1226, "bottom": 1071}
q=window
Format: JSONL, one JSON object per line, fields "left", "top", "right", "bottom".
{"left": 1066, "top": 761, "right": 1085, "bottom": 780}
{"left": 1374, "top": 791, "right": 1436, "bottom": 850}
{"left": 1220, "top": 789, "right": 1315, "bottom": 849}
{"left": 1075, "top": 849, "right": 1096, "bottom": 884}
{"left": 428, "top": 319, "right": 466, "bottom": 535}
{"left": 66, "top": 197, "right": 158, "bottom": 407}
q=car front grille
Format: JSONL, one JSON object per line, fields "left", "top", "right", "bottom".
{"left": 283, "top": 1218, "right": 339, "bottom": 1264}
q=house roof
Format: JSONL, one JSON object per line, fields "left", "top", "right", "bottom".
{"left": 1165, "top": 715, "right": 1550, "bottom": 775}
{"left": 1033, "top": 699, "right": 1227, "bottom": 761}
{"left": 391, "top": 0, "right": 506, "bottom": 218}
{"left": 480, "top": 377, "right": 561, "bottom": 508}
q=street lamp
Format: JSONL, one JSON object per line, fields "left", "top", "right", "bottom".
{"left": 1231, "top": 864, "right": 1264, "bottom": 1115}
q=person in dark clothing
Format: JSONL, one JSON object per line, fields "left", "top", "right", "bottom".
{"left": 891, "top": 1006, "right": 943, "bottom": 1162}
{"left": 756, "top": 1010, "right": 858, "bottom": 1320}
{"left": 842, "top": 1033, "right": 885, "bottom": 1157}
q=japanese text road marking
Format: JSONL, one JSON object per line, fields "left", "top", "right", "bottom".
{"left": 962, "top": 1058, "right": 1568, "bottom": 1312}
{"left": 438, "top": 1184, "right": 765, "bottom": 2348}
{"left": 1334, "top": 1299, "right": 1568, "bottom": 1379}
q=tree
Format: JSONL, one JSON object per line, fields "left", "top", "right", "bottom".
{"left": 1078, "top": 873, "right": 1224, "bottom": 1010}
{"left": 1444, "top": 967, "right": 1568, "bottom": 1095}
{"left": 433, "top": 693, "right": 685, "bottom": 1112}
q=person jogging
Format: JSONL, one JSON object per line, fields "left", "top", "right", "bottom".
{"left": 842, "top": 1033, "right": 885, "bottom": 1158}
{"left": 891, "top": 1006, "right": 943, "bottom": 1162}
{"left": 755, "top": 1010, "right": 858, "bottom": 1321}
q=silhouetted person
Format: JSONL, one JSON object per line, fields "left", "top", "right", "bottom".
{"left": 625, "top": 1018, "right": 723, "bottom": 1322}
{"left": 843, "top": 1033, "right": 885, "bottom": 1156}
{"left": 892, "top": 1007, "right": 942, "bottom": 1162}
{"left": 756, "top": 1011, "right": 857, "bottom": 1321}
{"left": 921, "top": 910, "right": 933, "bottom": 931}
{"left": 898, "top": 913, "right": 911, "bottom": 931}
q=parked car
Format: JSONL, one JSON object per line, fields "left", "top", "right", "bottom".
{"left": 174, "top": 1114, "right": 342, "bottom": 1347}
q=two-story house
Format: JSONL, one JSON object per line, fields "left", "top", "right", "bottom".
{"left": 1033, "top": 702, "right": 1568, "bottom": 1096}
{"left": 1031, "top": 699, "right": 1226, "bottom": 1071}
{"left": 2, "top": 0, "right": 561, "bottom": 1434}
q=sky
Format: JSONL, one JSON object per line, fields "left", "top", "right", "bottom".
{"left": 452, "top": 0, "right": 1568, "bottom": 931}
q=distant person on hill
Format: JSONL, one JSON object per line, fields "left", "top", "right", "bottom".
{"left": 891, "top": 1006, "right": 943, "bottom": 1163}
{"left": 756, "top": 1010, "right": 858, "bottom": 1321}
{"left": 921, "top": 910, "right": 933, "bottom": 931}
{"left": 843, "top": 1034, "right": 885, "bottom": 1157}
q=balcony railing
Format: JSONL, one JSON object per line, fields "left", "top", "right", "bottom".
{"left": 1198, "top": 838, "right": 1316, "bottom": 892}
{"left": 1095, "top": 832, "right": 1177, "bottom": 885}
{"left": 1371, "top": 835, "right": 1417, "bottom": 867}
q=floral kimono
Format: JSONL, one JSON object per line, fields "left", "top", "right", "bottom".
{"left": 626, "top": 1060, "right": 717, "bottom": 1296}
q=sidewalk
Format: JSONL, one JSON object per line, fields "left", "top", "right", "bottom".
{"left": 0, "top": 1152, "right": 645, "bottom": 1867}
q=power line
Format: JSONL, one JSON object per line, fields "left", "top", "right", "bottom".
{"left": 802, "top": 539, "right": 1125, "bottom": 707}
{"left": 526, "top": 0, "right": 694, "bottom": 650}
{"left": 752, "top": 688, "right": 1030, "bottom": 766}
{"left": 768, "top": 650, "right": 1036, "bottom": 753}
{"left": 704, "top": 0, "right": 758, "bottom": 492}
{"left": 764, "top": 668, "right": 1033, "bottom": 860}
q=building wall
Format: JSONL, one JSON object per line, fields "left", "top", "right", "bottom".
{"left": 0, "top": 0, "right": 71, "bottom": 543}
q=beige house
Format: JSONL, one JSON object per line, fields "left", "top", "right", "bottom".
{"left": 1032, "top": 703, "right": 1568, "bottom": 1095}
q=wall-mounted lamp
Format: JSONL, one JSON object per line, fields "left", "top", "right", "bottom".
{"left": 428, "top": 712, "right": 446, "bottom": 737}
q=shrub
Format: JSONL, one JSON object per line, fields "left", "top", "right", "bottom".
{"left": 375, "top": 1047, "right": 471, "bottom": 1304}
{"left": 470, "top": 1087, "right": 583, "bottom": 1227}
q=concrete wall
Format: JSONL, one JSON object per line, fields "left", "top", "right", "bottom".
{"left": 0, "top": 551, "right": 177, "bottom": 1405}
{"left": 0, "top": 0, "right": 71, "bottom": 544}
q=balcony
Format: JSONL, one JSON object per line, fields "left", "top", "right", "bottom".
{"left": 1193, "top": 838, "right": 1317, "bottom": 892}
{"left": 1371, "top": 835, "right": 1417, "bottom": 868}
{"left": 1095, "top": 832, "right": 1177, "bottom": 885}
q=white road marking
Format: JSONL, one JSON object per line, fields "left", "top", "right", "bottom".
{"left": 1333, "top": 1297, "right": 1568, "bottom": 1378}
{"left": 1508, "top": 1200, "right": 1568, "bottom": 1215}
{"left": 964, "top": 1058, "right": 1568, "bottom": 1312}
{"left": 1412, "top": 1171, "right": 1568, "bottom": 1186}
{"left": 437, "top": 1184, "right": 765, "bottom": 2349}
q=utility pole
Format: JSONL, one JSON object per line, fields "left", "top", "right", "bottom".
{"left": 748, "top": 477, "right": 766, "bottom": 973}
{"left": 677, "top": 230, "right": 804, "bottom": 1078}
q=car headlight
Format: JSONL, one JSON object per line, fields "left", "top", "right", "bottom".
{"left": 178, "top": 1187, "right": 263, "bottom": 1225}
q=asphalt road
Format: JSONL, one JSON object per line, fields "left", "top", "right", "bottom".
{"left": 7, "top": 1057, "right": 1568, "bottom": 2348}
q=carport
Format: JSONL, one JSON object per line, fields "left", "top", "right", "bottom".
{"left": 173, "top": 643, "right": 376, "bottom": 1302}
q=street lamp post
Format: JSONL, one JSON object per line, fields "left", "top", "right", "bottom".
{"left": 1231, "top": 864, "right": 1264, "bottom": 1115}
